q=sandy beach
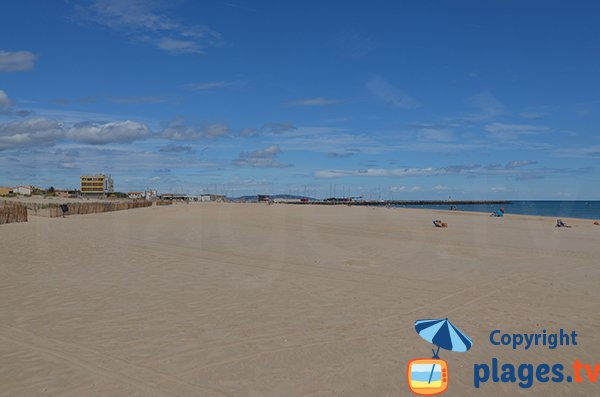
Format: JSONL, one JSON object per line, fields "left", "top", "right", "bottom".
{"left": 1, "top": 203, "right": 599, "bottom": 396}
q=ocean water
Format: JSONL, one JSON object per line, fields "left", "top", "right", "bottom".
{"left": 393, "top": 201, "right": 600, "bottom": 220}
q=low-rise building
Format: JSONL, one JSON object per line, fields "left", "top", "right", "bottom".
{"left": 55, "top": 190, "right": 79, "bottom": 199}
{"left": 273, "top": 198, "right": 302, "bottom": 203}
{"left": 14, "top": 186, "right": 32, "bottom": 195}
{"left": 201, "top": 194, "right": 226, "bottom": 202}
{"left": 128, "top": 192, "right": 144, "bottom": 199}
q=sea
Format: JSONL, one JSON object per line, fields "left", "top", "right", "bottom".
{"left": 392, "top": 201, "right": 600, "bottom": 220}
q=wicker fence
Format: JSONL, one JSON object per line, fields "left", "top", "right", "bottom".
{"left": 0, "top": 202, "right": 28, "bottom": 224}
{"left": 26, "top": 200, "right": 153, "bottom": 217}
{"left": 155, "top": 200, "right": 173, "bottom": 206}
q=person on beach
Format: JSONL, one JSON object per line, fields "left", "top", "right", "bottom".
{"left": 556, "top": 219, "right": 571, "bottom": 228}
{"left": 433, "top": 220, "right": 448, "bottom": 228}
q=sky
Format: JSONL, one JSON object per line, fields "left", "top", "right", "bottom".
{"left": 1, "top": 0, "right": 599, "bottom": 199}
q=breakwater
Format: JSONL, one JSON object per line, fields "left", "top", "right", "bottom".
{"left": 0, "top": 202, "right": 28, "bottom": 225}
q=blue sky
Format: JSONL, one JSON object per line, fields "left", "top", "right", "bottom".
{"left": 1, "top": 0, "right": 599, "bottom": 199}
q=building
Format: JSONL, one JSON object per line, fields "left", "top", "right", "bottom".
{"left": 144, "top": 190, "right": 157, "bottom": 200}
{"left": 55, "top": 190, "right": 79, "bottom": 199}
{"left": 0, "top": 187, "right": 13, "bottom": 196}
{"left": 14, "top": 186, "right": 32, "bottom": 195}
{"left": 257, "top": 194, "right": 270, "bottom": 203}
{"left": 201, "top": 194, "right": 226, "bottom": 202}
{"left": 158, "top": 193, "right": 225, "bottom": 202}
{"left": 212, "top": 194, "right": 226, "bottom": 202}
{"left": 128, "top": 192, "right": 144, "bottom": 199}
{"left": 80, "top": 175, "right": 114, "bottom": 194}
{"left": 272, "top": 198, "right": 302, "bottom": 203}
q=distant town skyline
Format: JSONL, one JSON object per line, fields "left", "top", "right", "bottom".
{"left": 1, "top": 1, "right": 599, "bottom": 199}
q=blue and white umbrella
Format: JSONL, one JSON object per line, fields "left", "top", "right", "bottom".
{"left": 415, "top": 318, "right": 472, "bottom": 356}
{"left": 415, "top": 318, "right": 472, "bottom": 384}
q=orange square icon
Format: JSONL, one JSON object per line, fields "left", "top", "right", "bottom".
{"left": 407, "top": 358, "right": 449, "bottom": 395}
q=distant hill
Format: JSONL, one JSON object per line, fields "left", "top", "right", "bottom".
{"left": 230, "top": 194, "right": 317, "bottom": 202}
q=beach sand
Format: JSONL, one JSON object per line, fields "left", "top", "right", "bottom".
{"left": 1, "top": 203, "right": 599, "bottom": 396}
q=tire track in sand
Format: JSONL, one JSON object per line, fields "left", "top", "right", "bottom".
{"left": 0, "top": 325, "right": 234, "bottom": 397}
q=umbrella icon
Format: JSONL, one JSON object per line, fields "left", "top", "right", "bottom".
{"left": 414, "top": 318, "right": 472, "bottom": 384}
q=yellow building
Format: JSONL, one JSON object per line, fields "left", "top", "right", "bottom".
{"left": 80, "top": 175, "right": 114, "bottom": 194}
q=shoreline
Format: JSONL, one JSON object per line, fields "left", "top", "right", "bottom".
{"left": 268, "top": 201, "right": 600, "bottom": 222}
{"left": 388, "top": 206, "right": 600, "bottom": 222}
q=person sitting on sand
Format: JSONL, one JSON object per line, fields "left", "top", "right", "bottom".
{"left": 594, "top": 221, "right": 600, "bottom": 226}
{"left": 433, "top": 220, "right": 448, "bottom": 228}
{"left": 491, "top": 209, "right": 504, "bottom": 217}
{"left": 556, "top": 219, "right": 571, "bottom": 228}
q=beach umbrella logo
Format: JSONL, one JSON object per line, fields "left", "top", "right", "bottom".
{"left": 407, "top": 318, "right": 472, "bottom": 395}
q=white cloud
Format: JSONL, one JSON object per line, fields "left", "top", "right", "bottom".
{"left": 0, "top": 118, "right": 152, "bottom": 150}
{"left": 68, "top": 120, "right": 151, "bottom": 144}
{"left": 367, "top": 76, "right": 420, "bottom": 109}
{"left": 315, "top": 167, "right": 440, "bottom": 179}
{"left": 159, "top": 144, "right": 194, "bottom": 154}
{"left": 555, "top": 146, "right": 600, "bottom": 158}
{"left": 239, "top": 127, "right": 258, "bottom": 137}
{"left": 156, "top": 37, "right": 203, "bottom": 54}
{"left": 505, "top": 160, "right": 538, "bottom": 168}
{"left": 161, "top": 118, "right": 230, "bottom": 140}
{"left": 203, "top": 124, "right": 230, "bottom": 138}
{"left": 314, "top": 163, "right": 554, "bottom": 180}
{"left": 0, "top": 90, "right": 12, "bottom": 107}
{"left": 75, "top": 0, "right": 223, "bottom": 54}
{"left": 0, "top": 111, "right": 235, "bottom": 150}
{"left": 287, "top": 97, "right": 342, "bottom": 107}
{"left": 484, "top": 123, "right": 549, "bottom": 139}
{"left": 58, "top": 162, "right": 79, "bottom": 169}
{"left": 520, "top": 111, "right": 549, "bottom": 120}
{"left": 328, "top": 150, "right": 355, "bottom": 158}
{"left": 262, "top": 123, "right": 297, "bottom": 135}
{"left": 415, "top": 127, "right": 455, "bottom": 142}
{"left": 185, "top": 81, "right": 238, "bottom": 90}
{"left": 0, "top": 50, "right": 37, "bottom": 72}
{"left": 0, "top": 118, "right": 65, "bottom": 150}
{"left": 390, "top": 185, "right": 421, "bottom": 192}
{"left": 233, "top": 145, "right": 291, "bottom": 168}
{"left": 240, "top": 123, "right": 297, "bottom": 137}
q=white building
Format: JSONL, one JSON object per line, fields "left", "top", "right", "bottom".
{"left": 200, "top": 194, "right": 226, "bottom": 202}
{"left": 14, "top": 186, "right": 32, "bottom": 195}
{"left": 145, "top": 190, "right": 157, "bottom": 200}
